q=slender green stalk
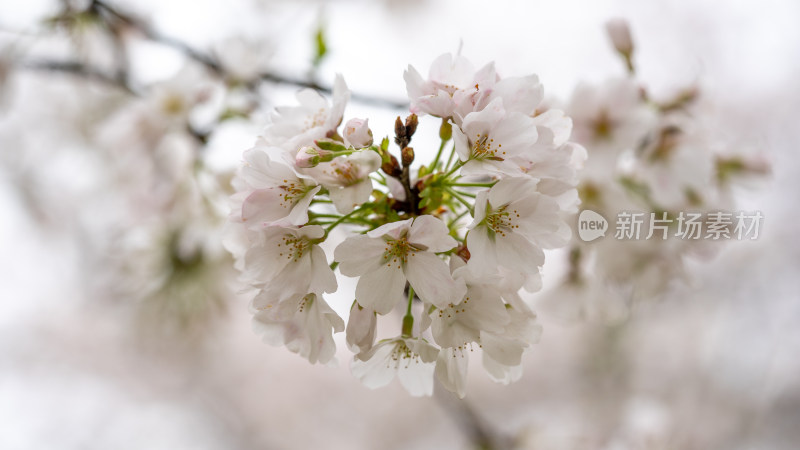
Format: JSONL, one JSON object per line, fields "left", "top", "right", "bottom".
{"left": 443, "top": 145, "right": 457, "bottom": 172}
{"left": 446, "top": 187, "right": 474, "bottom": 215}
{"left": 431, "top": 137, "right": 448, "bottom": 170}
{"left": 443, "top": 160, "right": 465, "bottom": 179}
{"left": 401, "top": 285, "right": 415, "bottom": 337}
{"left": 449, "top": 182, "right": 496, "bottom": 188}
{"left": 323, "top": 208, "right": 360, "bottom": 237}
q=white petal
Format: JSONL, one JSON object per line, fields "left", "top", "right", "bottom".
{"left": 355, "top": 263, "right": 406, "bottom": 315}
{"left": 350, "top": 342, "right": 397, "bottom": 389}
{"left": 334, "top": 235, "right": 387, "bottom": 277}
{"left": 408, "top": 215, "right": 457, "bottom": 253}
{"left": 397, "top": 359, "right": 436, "bottom": 397}
{"left": 406, "top": 252, "right": 465, "bottom": 308}
{"left": 480, "top": 331, "right": 525, "bottom": 366}
{"left": 435, "top": 348, "right": 469, "bottom": 398}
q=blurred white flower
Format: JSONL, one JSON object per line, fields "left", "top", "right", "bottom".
{"left": 252, "top": 292, "right": 344, "bottom": 365}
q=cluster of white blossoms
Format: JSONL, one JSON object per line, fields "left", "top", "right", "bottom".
{"left": 538, "top": 20, "right": 769, "bottom": 322}
{"left": 226, "top": 53, "right": 585, "bottom": 397}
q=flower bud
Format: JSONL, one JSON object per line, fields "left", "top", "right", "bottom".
{"left": 401, "top": 147, "right": 415, "bottom": 166}
{"left": 606, "top": 18, "right": 633, "bottom": 56}
{"left": 295, "top": 146, "right": 332, "bottom": 168}
{"left": 382, "top": 154, "right": 402, "bottom": 177}
{"left": 404, "top": 114, "right": 418, "bottom": 138}
{"left": 343, "top": 118, "right": 373, "bottom": 148}
{"left": 439, "top": 118, "right": 452, "bottom": 141}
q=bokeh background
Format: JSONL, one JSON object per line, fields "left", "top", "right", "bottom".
{"left": 1, "top": 0, "right": 799, "bottom": 448}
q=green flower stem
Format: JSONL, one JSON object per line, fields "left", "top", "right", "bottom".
{"left": 323, "top": 208, "right": 362, "bottom": 237}
{"left": 443, "top": 144, "right": 457, "bottom": 172}
{"left": 443, "top": 160, "right": 465, "bottom": 180}
{"left": 448, "top": 209, "right": 470, "bottom": 230}
{"left": 446, "top": 187, "right": 474, "bottom": 216}
{"left": 401, "top": 285, "right": 415, "bottom": 337}
{"left": 430, "top": 136, "right": 449, "bottom": 171}
{"left": 448, "top": 182, "right": 496, "bottom": 188}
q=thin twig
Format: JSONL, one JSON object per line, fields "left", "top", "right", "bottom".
{"left": 91, "top": 0, "right": 408, "bottom": 109}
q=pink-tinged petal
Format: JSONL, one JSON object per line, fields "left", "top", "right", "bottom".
{"left": 355, "top": 263, "right": 406, "bottom": 315}
{"left": 404, "top": 65, "right": 429, "bottom": 99}
{"left": 284, "top": 185, "right": 320, "bottom": 225}
{"left": 406, "top": 251, "right": 466, "bottom": 308}
{"left": 461, "top": 97, "right": 505, "bottom": 139}
{"left": 242, "top": 188, "right": 292, "bottom": 226}
{"left": 489, "top": 75, "right": 543, "bottom": 115}
{"left": 334, "top": 234, "right": 387, "bottom": 276}
{"left": 408, "top": 215, "right": 457, "bottom": 253}
{"left": 415, "top": 91, "right": 456, "bottom": 118}
{"left": 429, "top": 53, "right": 474, "bottom": 87}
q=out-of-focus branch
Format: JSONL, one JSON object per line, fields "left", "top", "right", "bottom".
{"left": 434, "top": 384, "right": 513, "bottom": 450}
{"left": 21, "top": 59, "right": 137, "bottom": 95}
{"left": 90, "top": 0, "right": 408, "bottom": 109}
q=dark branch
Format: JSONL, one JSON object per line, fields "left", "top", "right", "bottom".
{"left": 20, "top": 60, "right": 137, "bottom": 95}
{"left": 90, "top": 0, "right": 408, "bottom": 109}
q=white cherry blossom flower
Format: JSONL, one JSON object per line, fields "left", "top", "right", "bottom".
{"left": 342, "top": 118, "right": 373, "bottom": 148}
{"left": 243, "top": 225, "right": 336, "bottom": 305}
{"left": 334, "top": 215, "right": 466, "bottom": 314}
{"left": 303, "top": 150, "right": 381, "bottom": 214}
{"left": 262, "top": 74, "right": 350, "bottom": 152}
{"left": 405, "top": 53, "right": 496, "bottom": 119}
{"left": 467, "top": 177, "right": 570, "bottom": 276}
{"left": 252, "top": 292, "right": 344, "bottom": 365}
{"left": 453, "top": 98, "right": 539, "bottom": 177}
{"left": 452, "top": 74, "right": 544, "bottom": 122}
{"left": 350, "top": 336, "right": 439, "bottom": 397}
{"left": 235, "top": 143, "right": 320, "bottom": 228}
{"left": 480, "top": 293, "right": 542, "bottom": 384}
{"left": 430, "top": 262, "right": 510, "bottom": 350}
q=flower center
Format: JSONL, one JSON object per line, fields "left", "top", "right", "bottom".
{"left": 388, "top": 342, "right": 423, "bottom": 369}
{"left": 484, "top": 204, "right": 520, "bottom": 237}
{"left": 276, "top": 234, "right": 311, "bottom": 262}
{"left": 324, "top": 161, "right": 360, "bottom": 187}
{"left": 278, "top": 179, "right": 312, "bottom": 208}
{"left": 471, "top": 133, "right": 505, "bottom": 160}
{"left": 381, "top": 236, "right": 420, "bottom": 268}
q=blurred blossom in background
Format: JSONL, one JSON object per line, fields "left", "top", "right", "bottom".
{"left": 1, "top": 0, "right": 799, "bottom": 449}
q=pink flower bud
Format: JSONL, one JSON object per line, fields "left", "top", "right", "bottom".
{"left": 296, "top": 146, "right": 322, "bottom": 168}
{"left": 343, "top": 118, "right": 373, "bottom": 148}
{"left": 606, "top": 18, "right": 633, "bottom": 56}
